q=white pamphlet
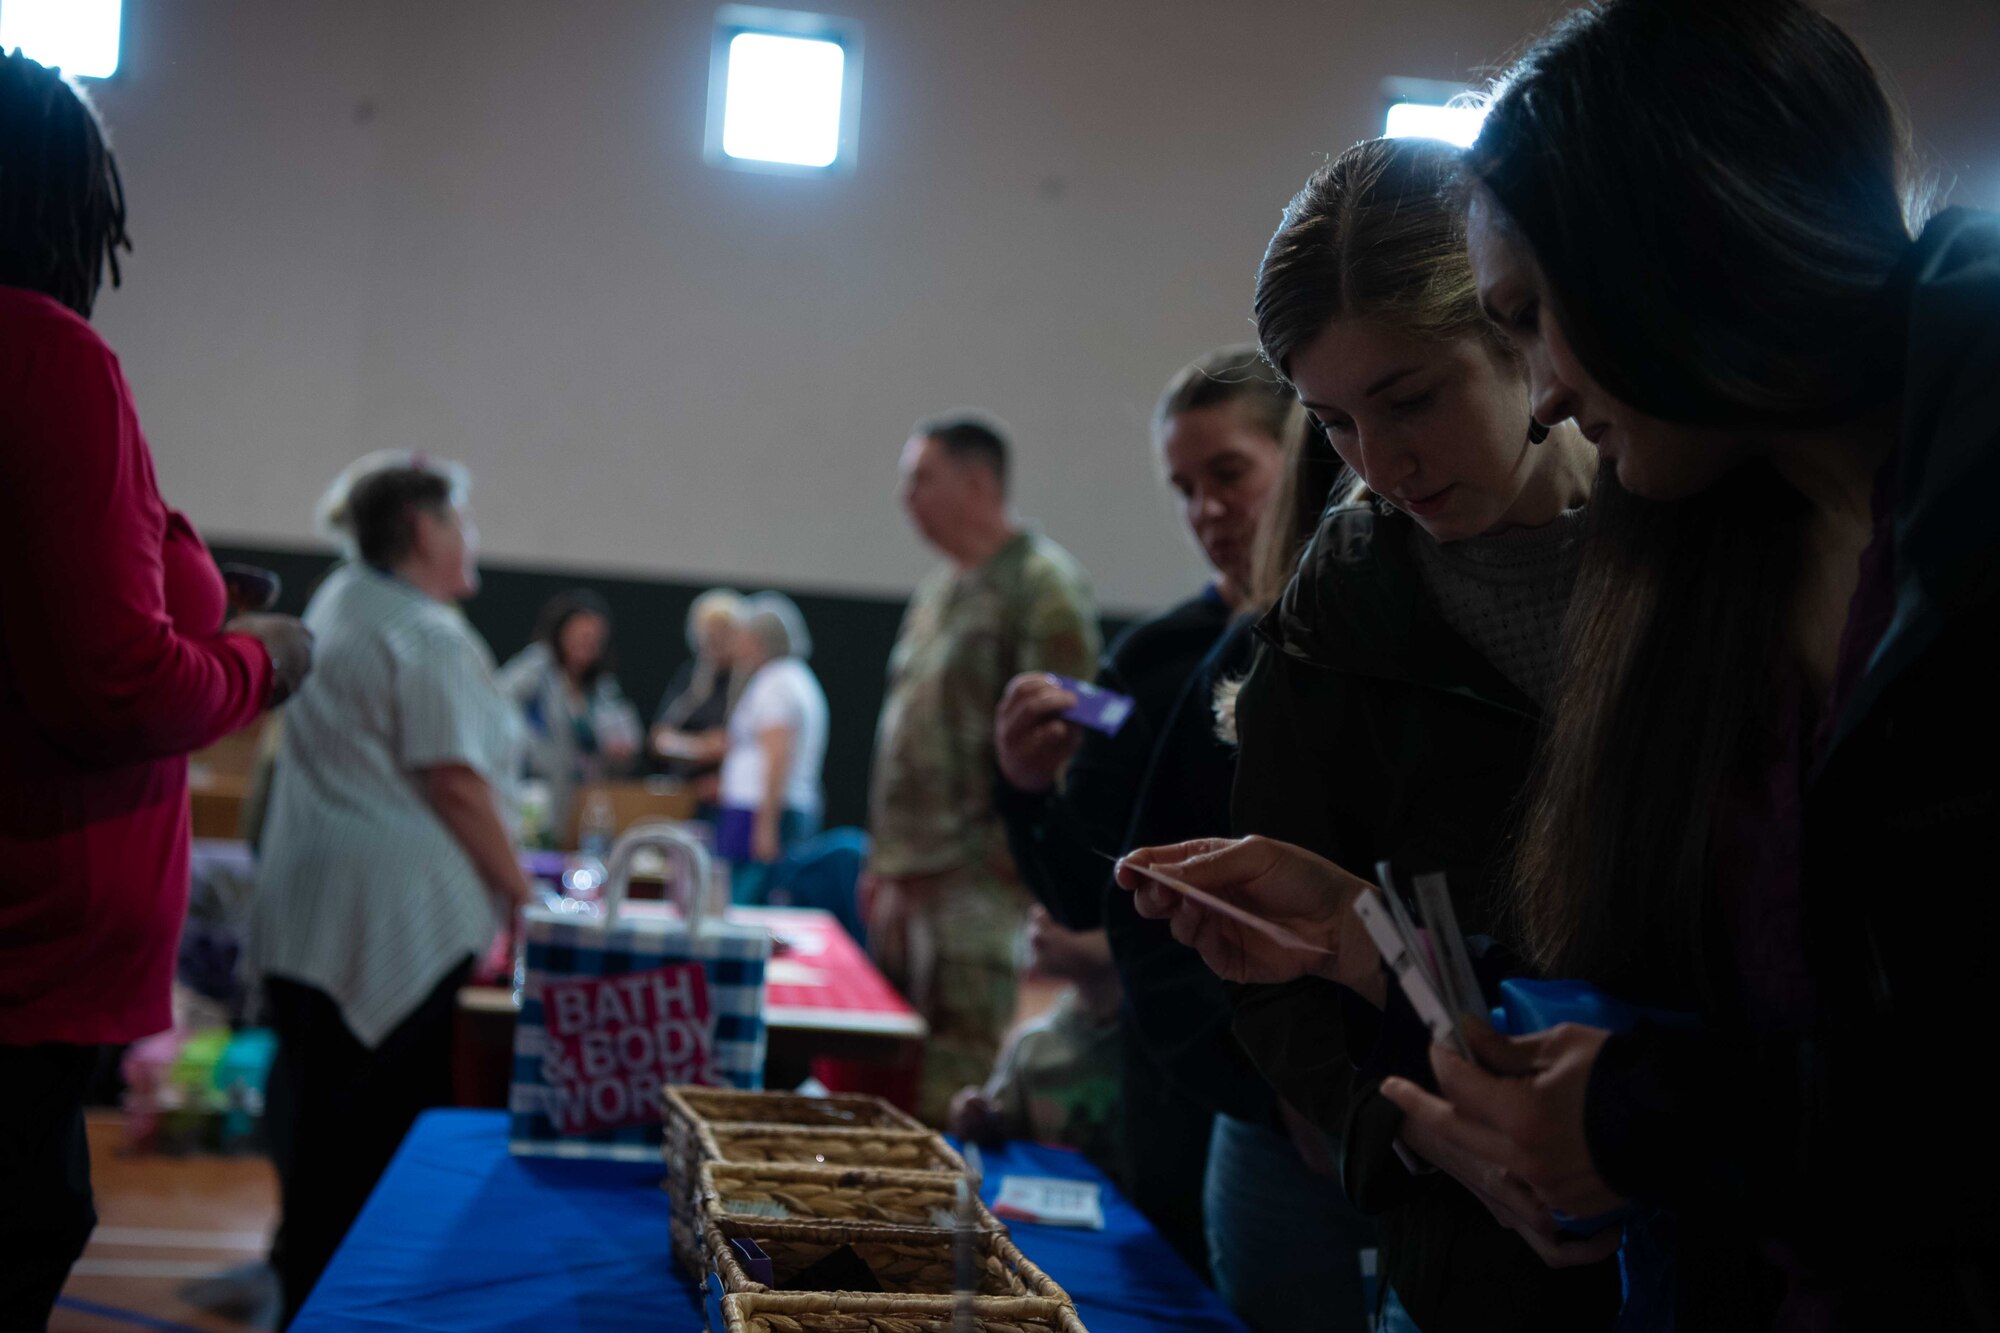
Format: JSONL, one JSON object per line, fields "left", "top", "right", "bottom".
{"left": 992, "top": 1175, "right": 1106, "bottom": 1230}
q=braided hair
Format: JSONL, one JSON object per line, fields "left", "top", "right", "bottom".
{"left": 0, "top": 50, "right": 131, "bottom": 317}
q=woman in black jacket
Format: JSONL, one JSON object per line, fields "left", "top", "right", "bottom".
{"left": 1123, "top": 136, "right": 1620, "bottom": 1331}
{"left": 992, "top": 347, "right": 1358, "bottom": 1321}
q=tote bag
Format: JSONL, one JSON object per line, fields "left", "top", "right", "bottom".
{"left": 509, "top": 821, "right": 770, "bottom": 1160}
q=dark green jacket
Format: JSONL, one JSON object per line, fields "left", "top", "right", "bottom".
{"left": 1229, "top": 498, "right": 1619, "bottom": 1331}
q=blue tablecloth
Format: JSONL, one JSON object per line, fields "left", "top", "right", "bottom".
{"left": 294, "top": 1109, "right": 1245, "bottom": 1332}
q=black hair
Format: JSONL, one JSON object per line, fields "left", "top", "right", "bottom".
{"left": 536, "top": 589, "right": 616, "bottom": 688}
{"left": 1469, "top": 0, "right": 1916, "bottom": 427}
{"left": 348, "top": 467, "right": 453, "bottom": 572}
{"left": 0, "top": 51, "right": 132, "bottom": 318}
{"left": 914, "top": 414, "right": 1010, "bottom": 492}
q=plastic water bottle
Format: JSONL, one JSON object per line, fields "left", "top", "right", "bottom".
{"left": 517, "top": 779, "right": 553, "bottom": 850}
{"left": 579, "top": 791, "right": 616, "bottom": 860}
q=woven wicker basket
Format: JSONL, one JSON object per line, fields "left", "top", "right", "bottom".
{"left": 665, "top": 1087, "right": 924, "bottom": 1135}
{"left": 703, "top": 1124, "right": 964, "bottom": 1172}
{"left": 701, "top": 1161, "right": 1006, "bottom": 1233}
{"left": 718, "top": 1291, "right": 1089, "bottom": 1333}
{"left": 669, "top": 1128, "right": 965, "bottom": 1271}
{"left": 664, "top": 1093, "right": 963, "bottom": 1274}
{"left": 705, "top": 1216, "right": 1068, "bottom": 1302}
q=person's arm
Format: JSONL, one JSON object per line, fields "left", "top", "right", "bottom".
{"left": 1220, "top": 638, "right": 1405, "bottom": 1198}
{"left": 654, "top": 726, "right": 729, "bottom": 763}
{"left": 396, "top": 624, "right": 529, "bottom": 905}
{"left": 0, "top": 324, "right": 272, "bottom": 762}
{"left": 752, "top": 723, "right": 795, "bottom": 863}
{"left": 978, "top": 566, "right": 1104, "bottom": 915}
{"left": 1014, "top": 567, "right": 1101, "bottom": 683}
{"left": 1106, "top": 634, "right": 1292, "bottom": 1126}
{"left": 494, "top": 645, "right": 546, "bottom": 707}
{"left": 596, "top": 682, "right": 642, "bottom": 772}
{"left": 653, "top": 659, "right": 700, "bottom": 730}
{"left": 994, "top": 659, "right": 1159, "bottom": 931}
{"left": 982, "top": 1025, "right": 1034, "bottom": 1140}
{"left": 423, "top": 763, "right": 535, "bottom": 907}
{"left": 867, "top": 577, "right": 971, "bottom": 881}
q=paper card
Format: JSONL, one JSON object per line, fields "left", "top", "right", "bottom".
{"left": 766, "top": 960, "right": 828, "bottom": 988}
{"left": 1119, "top": 859, "right": 1335, "bottom": 956}
{"left": 1351, "top": 889, "right": 1471, "bottom": 1061}
{"left": 1051, "top": 675, "right": 1136, "bottom": 736}
{"left": 992, "top": 1175, "right": 1105, "bottom": 1230}
{"left": 1375, "top": 866, "right": 1439, "bottom": 999}
{"left": 1411, "top": 871, "right": 1484, "bottom": 1024}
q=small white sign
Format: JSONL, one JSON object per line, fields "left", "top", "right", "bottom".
{"left": 992, "top": 1175, "right": 1105, "bottom": 1231}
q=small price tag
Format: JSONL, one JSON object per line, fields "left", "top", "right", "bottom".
{"left": 991, "top": 1175, "right": 1105, "bottom": 1230}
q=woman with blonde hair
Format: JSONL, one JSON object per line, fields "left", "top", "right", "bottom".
{"left": 716, "top": 591, "right": 827, "bottom": 903}
{"left": 651, "top": 588, "right": 745, "bottom": 799}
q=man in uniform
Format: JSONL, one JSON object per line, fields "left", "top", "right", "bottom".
{"left": 865, "top": 414, "right": 1100, "bottom": 1124}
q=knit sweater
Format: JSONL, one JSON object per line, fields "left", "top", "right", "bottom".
{"left": 1409, "top": 506, "right": 1587, "bottom": 707}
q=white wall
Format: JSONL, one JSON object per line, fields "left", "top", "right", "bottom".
{"left": 86, "top": 0, "right": 2000, "bottom": 612}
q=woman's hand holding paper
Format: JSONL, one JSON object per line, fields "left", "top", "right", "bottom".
{"left": 1114, "top": 836, "right": 1378, "bottom": 987}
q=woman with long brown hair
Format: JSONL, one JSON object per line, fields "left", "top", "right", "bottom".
{"left": 1124, "top": 135, "right": 1618, "bottom": 1331}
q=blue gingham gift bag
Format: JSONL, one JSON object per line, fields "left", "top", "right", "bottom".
{"left": 509, "top": 823, "right": 770, "bottom": 1160}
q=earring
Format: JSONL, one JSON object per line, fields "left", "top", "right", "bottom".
{"left": 1527, "top": 417, "right": 1551, "bottom": 444}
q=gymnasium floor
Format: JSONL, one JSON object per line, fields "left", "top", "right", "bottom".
{"left": 53, "top": 1113, "right": 279, "bottom": 1333}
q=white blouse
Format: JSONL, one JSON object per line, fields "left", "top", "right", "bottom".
{"left": 251, "top": 565, "right": 524, "bottom": 1047}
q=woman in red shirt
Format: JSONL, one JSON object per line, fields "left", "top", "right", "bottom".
{"left": 0, "top": 53, "right": 312, "bottom": 1329}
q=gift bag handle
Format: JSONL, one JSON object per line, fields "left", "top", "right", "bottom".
{"left": 600, "top": 821, "right": 715, "bottom": 931}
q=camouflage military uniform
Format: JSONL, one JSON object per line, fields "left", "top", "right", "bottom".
{"left": 869, "top": 530, "right": 1099, "bottom": 1124}
{"left": 983, "top": 988, "right": 1123, "bottom": 1172}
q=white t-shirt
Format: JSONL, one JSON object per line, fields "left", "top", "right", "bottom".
{"left": 719, "top": 657, "right": 827, "bottom": 817}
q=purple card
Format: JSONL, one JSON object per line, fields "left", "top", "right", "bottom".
{"left": 1051, "top": 675, "right": 1135, "bottom": 736}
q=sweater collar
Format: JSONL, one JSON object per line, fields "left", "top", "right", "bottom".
{"left": 1259, "top": 500, "right": 1540, "bottom": 720}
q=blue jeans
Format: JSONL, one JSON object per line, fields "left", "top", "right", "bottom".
{"left": 726, "top": 808, "right": 818, "bottom": 905}
{"left": 1378, "top": 1286, "right": 1421, "bottom": 1333}
{"left": 1204, "top": 1113, "right": 1377, "bottom": 1333}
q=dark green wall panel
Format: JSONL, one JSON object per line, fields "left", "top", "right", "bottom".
{"left": 211, "top": 544, "right": 1135, "bottom": 832}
